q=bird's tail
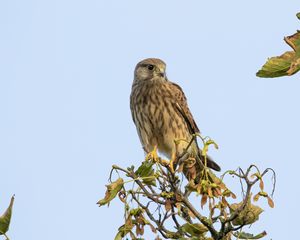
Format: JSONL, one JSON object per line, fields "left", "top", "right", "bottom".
{"left": 193, "top": 141, "right": 221, "bottom": 172}
{"left": 203, "top": 154, "right": 221, "bottom": 172}
{"left": 198, "top": 150, "right": 221, "bottom": 172}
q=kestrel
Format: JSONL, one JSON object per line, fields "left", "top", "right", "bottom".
{"left": 130, "top": 58, "right": 220, "bottom": 179}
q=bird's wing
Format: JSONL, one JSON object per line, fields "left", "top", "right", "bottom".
{"left": 170, "top": 82, "right": 221, "bottom": 172}
{"left": 170, "top": 82, "right": 200, "bottom": 134}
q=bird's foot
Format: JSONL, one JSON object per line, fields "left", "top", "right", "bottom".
{"left": 146, "top": 146, "right": 159, "bottom": 162}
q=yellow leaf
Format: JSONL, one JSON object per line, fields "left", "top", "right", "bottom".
{"left": 253, "top": 193, "right": 260, "bottom": 202}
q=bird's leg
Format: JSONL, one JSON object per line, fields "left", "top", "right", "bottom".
{"left": 169, "top": 152, "right": 177, "bottom": 173}
{"left": 145, "top": 146, "right": 159, "bottom": 162}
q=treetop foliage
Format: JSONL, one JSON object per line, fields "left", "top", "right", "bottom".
{"left": 98, "top": 135, "right": 275, "bottom": 240}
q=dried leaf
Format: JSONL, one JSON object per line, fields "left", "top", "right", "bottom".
{"left": 209, "top": 199, "right": 213, "bottom": 212}
{"left": 175, "top": 203, "right": 182, "bottom": 215}
{"left": 259, "top": 179, "right": 264, "bottom": 191}
{"left": 267, "top": 196, "right": 275, "bottom": 208}
{"left": 165, "top": 199, "right": 172, "bottom": 212}
{"left": 97, "top": 178, "right": 124, "bottom": 206}
{"left": 148, "top": 223, "right": 157, "bottom": 233}
{"left": 213, "top": 187, "right": 222, "bottom": 197}
{"left": 231, "top": 192, "right": 237, "bottom": 199}
{"left": 184, "top": 163, "right": 197, "bottom": 181}
{"left": 125, "top": 216, "right": 133, "bottom": 227}
{"left": 221, "top": 197, "right": 230, "bottom": 208}
{"left": 136, "top": 223, "right": 144, "bottom": 236}
{"left": 201, "top": 194, "right": 208, "bottom": 209}
{"left": 207, "top": 187, "right": 213, "bottom": 198}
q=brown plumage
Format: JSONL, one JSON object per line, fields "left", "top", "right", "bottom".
{"left": 130, "top": 58, "right": 220, "bottom": 179}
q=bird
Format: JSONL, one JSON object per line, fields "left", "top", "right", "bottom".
{"left": 130, "top": 58, "right": 220, "bottom": 181}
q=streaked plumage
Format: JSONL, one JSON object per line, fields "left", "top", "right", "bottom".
{"left": 130, "top": 58, "right": 220, "bottom": 178}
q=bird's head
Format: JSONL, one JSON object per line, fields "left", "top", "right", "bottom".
{"left": 134, "top": 58, "right": 167, "bottom": 82}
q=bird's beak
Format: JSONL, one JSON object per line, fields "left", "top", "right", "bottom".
{"left": 159, "top": 72, "right": 166, "bottom": 78}
{"left": 156, "top": 67, "right": 166, "bottom": 78}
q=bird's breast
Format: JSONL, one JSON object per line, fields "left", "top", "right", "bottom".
{"left": 131, "top": 82, "right": 191, "bottom": 157}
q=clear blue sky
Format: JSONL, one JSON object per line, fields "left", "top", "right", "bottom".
{"left": 0, "top": 1, "right": 299, "bottom": 239}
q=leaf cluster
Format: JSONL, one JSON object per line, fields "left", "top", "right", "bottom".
{"left": 98, "top": 136, "right": 276, "bottom": 240}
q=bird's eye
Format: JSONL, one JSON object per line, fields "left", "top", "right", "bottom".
{"left": 147, "top": 65, "right": 154, "bottom": 70}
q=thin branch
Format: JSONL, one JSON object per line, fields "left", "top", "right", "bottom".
{"left": 113, "top": 165, "right": 166, "bottom": 205}
{"left": 171, "top": 205, "right": 181, "bottom": 230}
{"left": 181, "top": 196, "right": 219, "bottom": 239}
{"left": 131, "top": 193, "right": 180, "bottom": 239}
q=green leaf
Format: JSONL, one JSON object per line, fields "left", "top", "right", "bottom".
{"left": 257, "top": 31, "right": 300, "bottom": 78}
{"left": 202, "top": 139, "right": 218, "bottom": 158}
{"left": 180, "top": 222, "right": 208, "bottom": 236}
{"left": 297, "top": 12, "right": 300, "bottom": 20}
{"left": 230, "top": 201, "right": 263, "bottom": 226}
{"left": 114, "top": 223, "right": 134, "bottom": 240}
{"left": 114, "top": 231, "right": 122, "bottom": 240}
{"left": 0, "top": 195, "right": 15, "bottom": 235}
{"left": 135, "top": 161, "right": 156, "bottom": 186}
{"left": 97, "top": 178, "right": 124, "bottom": 206}
{"left": 129, "top": 208, "right": 143, "bottom": 216}
{"left": 233, "top": 231, "right": 267, "bottom": 239}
